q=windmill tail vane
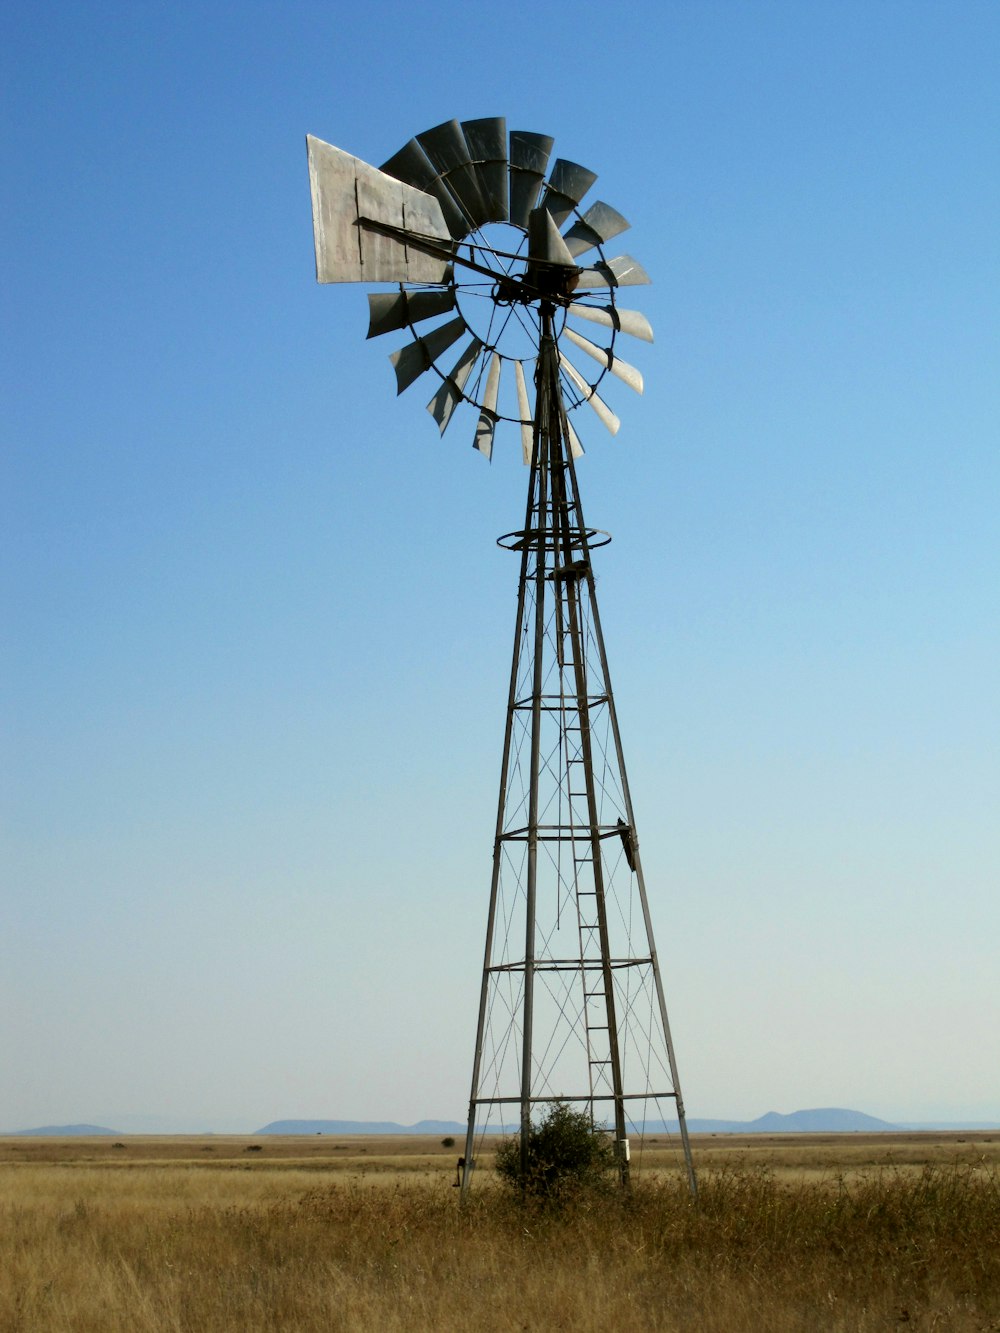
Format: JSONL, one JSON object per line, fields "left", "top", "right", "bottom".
{"left": 306, "top": 117, "right": 697, "bottom": 1198}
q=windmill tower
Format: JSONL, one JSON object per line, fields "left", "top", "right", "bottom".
{"left": 306, "top": 118, "right": 696, "bottom": 1196}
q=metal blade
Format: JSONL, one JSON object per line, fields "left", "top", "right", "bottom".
{"left": 389, "top": 315, "right": 467, "bottom": 394}
{"left": 514, "top": 359, "right": 534, "bottom": 464}
{"left": 558, "top": 353, "right": 621, "bottom": 435}
{"left": 566, "top": 418, "right": 585, "bottom": 459}
{"left": 367, "top": 288, "right": 456, "bottom": 339}
{"left": 307, "top": 135, "right": 452, "bottom": 284}
{"left": 417, "top": 119, "right": 491, "bottom": 230}
{"left": 541, "top": 159, "right": 598, "bottom": 228}
{"left": 574, "top": 255, "right": 651, "bottom": 289}
{"left": 509, "top": 131, "right": 553, "bottom": 229}
{"left": 381, "top": 137, "right": 469, "bottom": 239}
{"left": 562, "top": 201, "right": 630, "bottom": 258}
{"left": 568, "top": 302, "right": 654, "bottom": 343}
{"left": 427, "top": 336, "right": 484, "bottom": 435}
{"left": 473, "top": 352, "right": 502, "bottom": 458}
{"left": 527, "top": 207, "right": 577, "bottom": 267}
{"left": 462, "top": 117, "right": 509, "bottom": 222}
{"left": 563, "top": 326, "right": 644, "bottom": 394}
{"left": 526, "top": 207, "right": 578, "bottom": 293}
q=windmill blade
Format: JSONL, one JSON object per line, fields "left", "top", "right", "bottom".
{"left": 427, "top": 337, "right": 484, "bottom": 435}
{"left": 307, "top": 135, "right": 452, "bottom": 284}
{"left": 558, "top": 353, "right": 621, "bottom": 436}
{"left": 562, "top": 201, "right": 631, "bottom": 258}
{"left": 367, "top": 287, "right": 456, "bottom": 339}
{"left": 381, "top": 137, "right": 469, "bottom": 239}
{"left": 389, "top": 315, "right": 467, "bottom": 394}
{"left": 514, "top": 359, "right": 534, "bottom": 464}
{"left": 473, "top": 353, "right": 502, "bottom": 459}
{"left": 566, "top": 417, "right": 584, "bottom": 459}
{"left": 541, "top": 159, "right": 598, "bottom": 229}
{"left": 527, "top": 208, "right": 576, "bottom": 266}
{"left": 563, "top": 326, "right": 644, "bottom": 394}
{"left": 462, "top": 117, "right": 508, "bottom": 222}
{"left": 509, "top": 131, "right": 553, "bottom": 229}
{"left": 526, "top": 207, "right": 578, "bottom": 293}
{"left": 574, "top": 255, "right": 651, "bottom": 289}
{"left": 568, "top": 302, "right": 654, "bottom": 343}
{"left": 417, "top": 119, "right": 491, "bottom": 230}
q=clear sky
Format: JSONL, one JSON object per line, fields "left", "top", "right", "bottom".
{"left": 3, "top": 1, "right": 998, "bottom": 1133}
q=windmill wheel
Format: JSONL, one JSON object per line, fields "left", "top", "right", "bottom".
{"left": 307, "top": 117, "right": 654, "bottom": 460}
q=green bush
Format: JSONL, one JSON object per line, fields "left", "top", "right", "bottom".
{"left": 494, "top": 1100, "right": 616, "bottom": 1200}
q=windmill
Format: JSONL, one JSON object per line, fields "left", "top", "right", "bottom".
{"left": 306, "top": 117, "right": 697, "bottom": 1196}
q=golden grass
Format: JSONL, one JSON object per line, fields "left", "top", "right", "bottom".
{"left": 642, "top": 1129, "right": 1000, "bottom": 1181}
{"left": 2, "top": 1133, "right": 997, "bottom": 1331}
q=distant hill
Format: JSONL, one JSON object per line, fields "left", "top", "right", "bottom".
{"left": 744, "top": 1108, "right": 900, "bottom": 1133}
{"left": 18, "top": 1108, "right": 986, "bottom": 1139}
{"left": 7, "top": 1124, "right": 121, "bottom": 1137}
{"left": 256, "top": 1108, "right": 903, "bottom": 1136}
{"left": 256, "top": 1119, "right": 467, "bottom": 1136}
{"left": 660, "top": 1109, "right": 901, "bottom": 1134}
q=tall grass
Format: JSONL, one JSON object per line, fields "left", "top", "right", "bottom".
{"left": 1, "top": 1157, "right": 997, "bottom": 1330}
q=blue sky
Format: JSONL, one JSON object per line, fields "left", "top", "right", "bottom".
{"left": 3, "top": 1, "right": 998, "bottom": 1132}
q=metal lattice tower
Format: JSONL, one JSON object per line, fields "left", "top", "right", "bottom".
{"left": 461, "top": 314, "right": 695, "bottom": 1194}
{"left": 304, "top": 116, "right": 696, "bottom": 1197}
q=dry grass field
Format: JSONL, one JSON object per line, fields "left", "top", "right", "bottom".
{"left": 1, "top": 1131, "right": 997, "bottom": 1331}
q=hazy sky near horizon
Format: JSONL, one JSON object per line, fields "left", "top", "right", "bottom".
{"left": 3, "top": 1, "right": 998, "bottom": 1134}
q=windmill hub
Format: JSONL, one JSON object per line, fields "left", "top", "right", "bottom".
{"left": 447, "top": 220, "right": 553, "bottom": 361}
